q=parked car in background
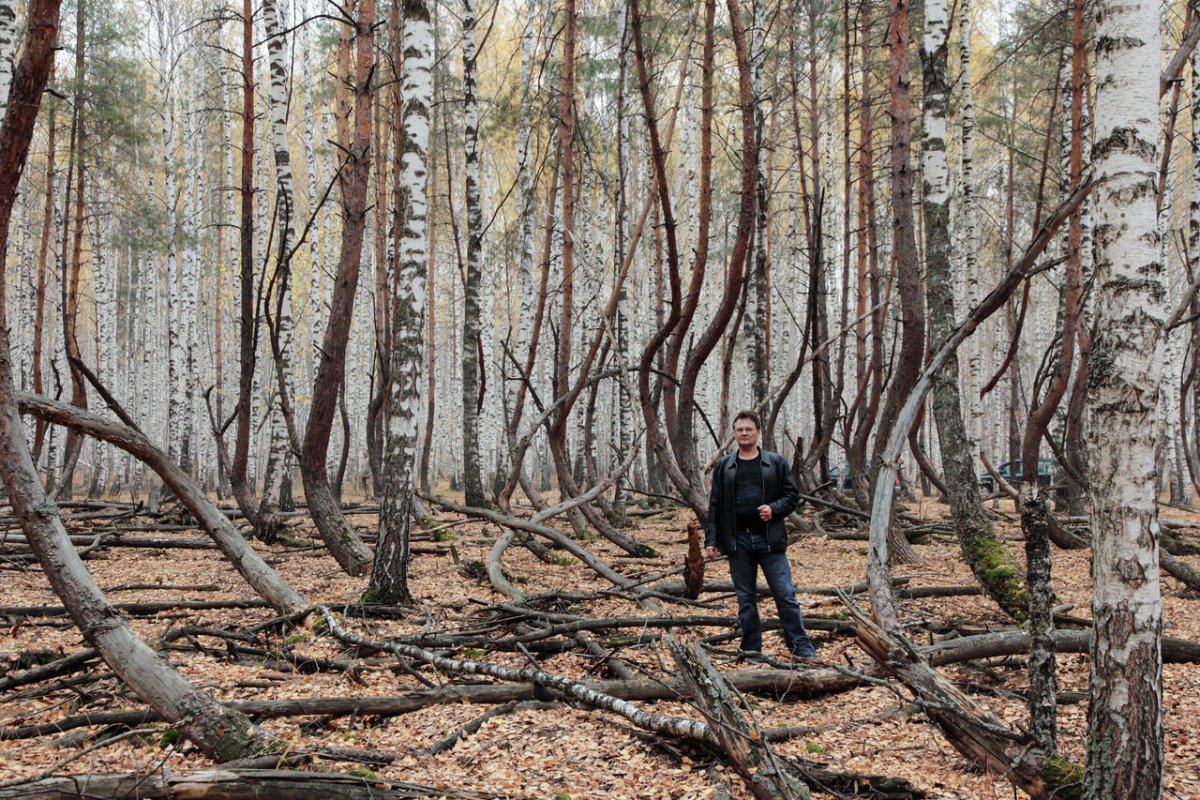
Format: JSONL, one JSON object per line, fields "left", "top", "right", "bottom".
{"left": 826, "top": 463, "right": 898, "bottom": 492}
{"left": 827, "top": 463, "right": 855, "bottom": 491}
{"left": 978, "top": 457, "right": 1053, "bottom": 494}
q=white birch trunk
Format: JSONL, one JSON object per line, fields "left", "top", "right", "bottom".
{"left": 460, "top": 0, "right": 485, "bottom": 504}
{"left": 0, "top": 0, "right": 16, "bottom": 114}
{"left": 372, "top": 0, "right": 432, "bottom": 601}
{"left": 304, "top": 80, "right": 323, "bottom": 389}
{"left": 181, "top": 76, "right": 201, "bottom": 474}
{"left": 157, "top": 25, "right": 183, "bottom": 467}
{"left": 260, "top": 0, "right": 296, "bottom": 509}
{"left": 1085, "top": 0, "right": 1164, "bottom": 794}
{"left": 958, "top": 0, "right": 981, "bottom": 457}
{"left": 1160, "top": 113, "right": 1186, "bottom": 506}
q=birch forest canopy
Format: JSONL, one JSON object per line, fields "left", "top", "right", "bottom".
{"left": 0, "top": 0, "right": 1197, "bottom": 795}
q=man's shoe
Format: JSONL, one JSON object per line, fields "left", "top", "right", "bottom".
{"left": 787, "top": 643, "right": 822, "bottom": 664}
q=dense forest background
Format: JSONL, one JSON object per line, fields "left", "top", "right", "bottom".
{"left": 7, "top": 0, "right": 1159, "bottom": 510}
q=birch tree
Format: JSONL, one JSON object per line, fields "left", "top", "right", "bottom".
{"left": 460, "top": 0, "right": 485, "bottom": 505}
{"left": 1085, "top": 0, "right": 1164, "bottom": 793}
{"left": 922, "top": 0, "right": 1026, "bottom": 622}
{"left": 370, "top": 0, "right": 431, "bottom": 602}
{"left": 261, "top": 0, "right": 297, "bottom": 516}
{"left": 0, "top": 0, "right": 16, "bottom": 112}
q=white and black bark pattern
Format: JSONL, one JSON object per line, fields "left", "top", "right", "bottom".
{"left": 745, "top": 0, "right": 769, "bottom": 408}
{"left": 1085, "top": 0, "right": 1164, "bottom": 795}
{"left": 372, "top": 0, "right": 432, "bottom": 602}
{"left": 304, "top": 81, "right": 322, "bottom": 388}
{"left": 321, "top": 609, "right": 713, "bottom": 744}
{"left": 261, "top": 0, "right": 296, "bottom": 510}
{"left": 1190, "top": 46, "right": 1200, "bottom": 486}
{"left": 921, "top": 0, "right": 1026, "bottom": 623}
{"left": 514, "top": 0, "right": 537, "bottom": 370}
{"left": 180, "top": 77, "right": 201, "bottom": 473}
{"left": 460, "top": 0, "right": 485, "bottom": 505}
{"left": 157, "top": 24, "right": 182, "bottom": 467}
{"left": 0, "top": 0, "right": 16, "bottom": 114}
{"left": 958, "top": 0, "right": 982, "bottom": 457}
{"left": 1160, "top": 126, "right": 1187, "bottom": 506}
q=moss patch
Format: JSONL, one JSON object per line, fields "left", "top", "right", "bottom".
{"left": 1041, "top": 754, "right": 1084, "bottom": 800}
{"left": 958, "top": 517, "right": 1029, "bottom": 621}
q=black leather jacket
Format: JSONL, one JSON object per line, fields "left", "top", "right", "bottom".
{"left": 705, "top": 449, "right": 799, "bottom": 554}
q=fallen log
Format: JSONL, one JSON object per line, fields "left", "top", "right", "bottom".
{"left": 668, "top": 636, "right": 811, "bottom": 799}
{"left": 923, "top": 628, "right": 1200, "bottom": 665}
{"left": 0, "top": 648, "right": 98, "bottom": 692}
{"left": 0, "top": 599, "right": 271, "bottom": 619}
{"left": 0, "top": 666, "right": 868, "bottom": 740}
{"left": 0, "top": 769, "right": 491, "bottom": 800}
{"left": 842, "top": 594, "right": 1082, "bottom": 800}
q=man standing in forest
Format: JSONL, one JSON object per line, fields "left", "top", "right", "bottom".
{"left": 705, "top": 410, "right": 817, "bottom": 660}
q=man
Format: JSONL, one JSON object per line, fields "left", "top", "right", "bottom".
{"left": 705, "top": 410, "right": 817, "bottom": 660}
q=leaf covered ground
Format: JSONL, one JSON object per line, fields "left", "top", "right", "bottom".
{"left": 2, "top": 492, "right": 1200, "bottom": 799}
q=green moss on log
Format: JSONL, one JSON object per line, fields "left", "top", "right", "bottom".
{"left": 958, "top": 516, "right": 1029, "bottom": 621}
{"left": 1042, "top": 754, "right": 1084, "bottom": 800}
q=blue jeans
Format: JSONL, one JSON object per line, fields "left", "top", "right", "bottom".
{"left": 728, "top": 530, "right": 815, "bottom": 656}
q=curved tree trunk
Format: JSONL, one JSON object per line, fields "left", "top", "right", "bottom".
{"left": 871, "top": 0, "right": 922, "bottom": 565}
{"left": 298, "top": 0, "right": 375, "bottom": 577}
{"left": 17, "top": 393, "right": 309, "bottom": 615}
{"left": 920, "top": 0, "right": 1027, "bottom": 622}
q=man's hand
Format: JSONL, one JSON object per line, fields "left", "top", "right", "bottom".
{"left": 758, "top": 504, "right": 773, "bottom": 521}
{"left": 705, "top": 545, "right": 719, "bottom": 560}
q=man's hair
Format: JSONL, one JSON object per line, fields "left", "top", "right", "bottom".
{"left": 733, "top": 409, "right": 761, "bottom": 429}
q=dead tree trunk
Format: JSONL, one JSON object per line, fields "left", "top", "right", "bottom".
{"left": 845, "top": 599, "right": 1081, "bottom": 799}
{"left": 0, "top": 770, "right": 482, "bottom": 800}
{"left": 669, "top": 637, "right": 811, "bottom": 800}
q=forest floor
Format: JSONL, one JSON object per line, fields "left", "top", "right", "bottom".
{"left": 3, "top": 489, "right": 1200, "bottom": 799}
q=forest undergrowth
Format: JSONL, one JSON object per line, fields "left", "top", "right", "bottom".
{"left": 3, "top": 491, "right": 1199, "bottom": 799}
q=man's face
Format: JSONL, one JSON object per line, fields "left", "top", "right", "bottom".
{"left": 733, "top": 419, "right": 759, "bottom": 448}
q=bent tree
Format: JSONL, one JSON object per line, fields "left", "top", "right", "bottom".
{"left": 920, "top": 0, "right": 1027, "bottom": 622}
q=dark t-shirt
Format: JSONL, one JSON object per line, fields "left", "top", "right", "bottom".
{"left": 734, "top": 455, "right": 765, "bottom": 531}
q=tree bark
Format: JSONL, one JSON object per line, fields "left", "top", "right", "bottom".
{"left": 371, "top": 0, "right": 432, "bottom": 602}
{"left": 872, "top": 0, "right": 922, "bottom": 565}
{"left": 920, "top": 0, "right": 1027, "bottom": 623}
{"left": 298, "top": 0, "right": 375, "bottom": 576}
{"left": 17, "top": 392, "right": 309, "bottom": 615}
{"left": 0, "top": 770, "right": 481, "bottom": 800}
{"left": 1084, "top": 0, "right": 1165, "bottom": 793}
{"left": 460, "top": 0, "right": 485, "bottom": 506}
